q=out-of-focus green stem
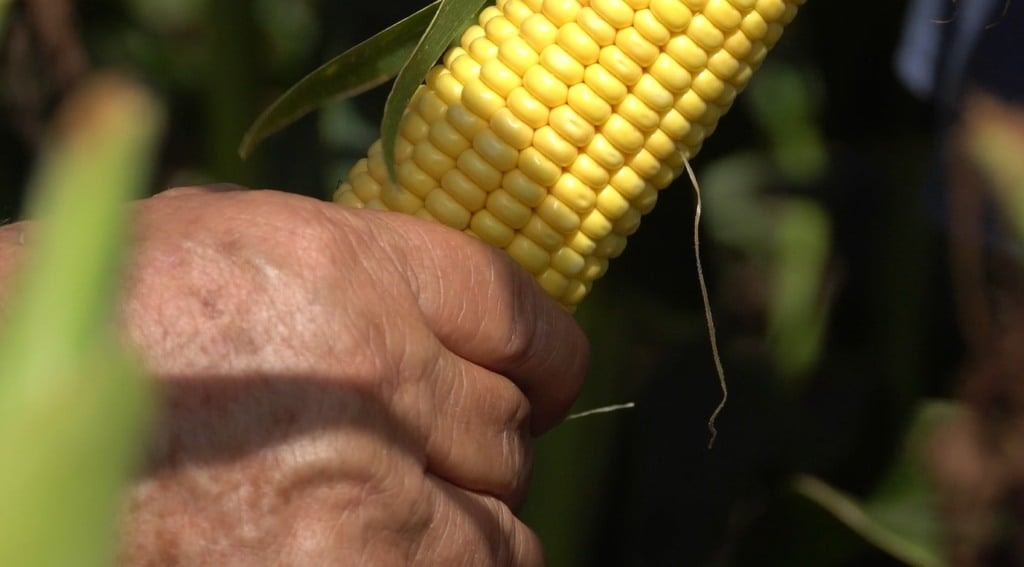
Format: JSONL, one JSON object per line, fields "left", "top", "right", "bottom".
{"left": 204, "top": 0, "right": 263, "bottom": 183}
{"left": 0, "top": 74, "right": 162, "bottom": 567}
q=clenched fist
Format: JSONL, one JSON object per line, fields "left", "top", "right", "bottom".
{"left": 0, "top": 186, "right": 589, "bottom": 565}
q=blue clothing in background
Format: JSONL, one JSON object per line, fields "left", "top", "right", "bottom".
{"left": 896, "top": 0, "right": 1023, "bottom": 108}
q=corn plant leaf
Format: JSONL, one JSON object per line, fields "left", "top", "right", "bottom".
{"left": 239, "top": 1, "right": 441, "bottom": 159}
{"left": 794, "top": 400, "right": 955, "bottom": 567}
{"left": 0, "top": 75, "right": 162, "bottom": 566}
{"left": 380, "top": 0, "right": 486, "bottom": 183}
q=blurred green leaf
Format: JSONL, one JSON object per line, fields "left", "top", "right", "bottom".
{"left": 747, "top": 64, "right": 828, "bottom": 184}
{"left": 768, "top": 199, "right": 831, "bottom": 379}
{"left": 0, "top": 75, "right": 162, "bottom": 566}
{"left": 381, "top": 0, "right": 486, "bottom": 182}
{"left": 702, "top": 153, "right": 776, "bottom": 252}
{"left": 702, "top": 155, "right": 832, "bottom": 382}
{"left": 794, "top": 400, "right": 956, "bottom": 567}
{"left": 239, "top": 0, "right": 442, "bottom": 159}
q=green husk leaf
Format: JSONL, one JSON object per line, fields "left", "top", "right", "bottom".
{"left": 239, "top": 1, "right": 441, "bottom": 159}
{"left": 380, "top": 0, "right": 486, "bottom": 183}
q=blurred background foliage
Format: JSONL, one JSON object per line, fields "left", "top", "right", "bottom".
{"left": 3, "top": 0, "right": 1024, "bottom": 565}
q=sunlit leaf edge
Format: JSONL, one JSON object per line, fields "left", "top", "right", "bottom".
{"left": 380, "top": 0, "right": 487, "bottom": 183}
{"left": 792, "top": 400, "right": 959, "bottom": 567}
{"left": 239, "top": 1, "right": 441, "bottom": 159}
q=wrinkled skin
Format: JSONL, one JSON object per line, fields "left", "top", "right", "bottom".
{"left": 0, "top": 186, "right": 589, "bottom": 566}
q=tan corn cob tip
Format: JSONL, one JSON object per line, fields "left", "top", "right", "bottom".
{"left": 334, "top": 0, "right": 806, "bottom": 309}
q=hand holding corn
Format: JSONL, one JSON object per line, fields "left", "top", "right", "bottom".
{"left": 0, "top": 187, "right": 587, "bottom": 564}
{"left": 335, "top": 0, "right": 805, "bottom": 308}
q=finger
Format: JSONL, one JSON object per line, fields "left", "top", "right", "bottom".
{"left": 408, "top": 474, "right": 545, "bottom": 567}
{"left": 392, "top": 342, "right": 533, "bottom": 507}
{"left": 376, "top": 212, "right": 590, "bottom": 434}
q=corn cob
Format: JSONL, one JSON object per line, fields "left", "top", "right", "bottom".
{"left": 334, "top": 0, "right": 805, "bottom": 309}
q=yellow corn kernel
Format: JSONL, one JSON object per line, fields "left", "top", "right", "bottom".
{"left": 633, "top": 10, "right": 671, "bottom": 46}
{"left": 537, "top": 268, "right": 570, "bottom": 297}
{"left": 448, "top": 53, "right": 481, "bottom": 85}
{"left": 506, "top": 234, "right": 549, "bottom": 274}
{"left": 507, "top": 86, "right": 552, "bottom": 128}
{"left": 428, "top": 120, "right": 470, "bottom": 158}
{"left": 441, "top": 169, "right": 487, "bottom": 210}
{"left": 396, "top": 160, "right": 436, "bottom": 198}
{"left": 633, "top": 74, "right": 675, "bottom": 112}
{"left": 469, "top": 36, "right": 499, "bottom": 64}
{"left": 540, "top": 44, "right": 587, "bottom": 85}
{"left": 581, "top": 256, "right": 608, "bottom": 281}
{"left": 413, "top": 141, "right": 455, "bottom": 180}
{"left": 598, "top": 45, "right": 643, "bottom": 86}
{"left": 704, "top": 0, "right": 743, "bottom": 30}
{"left": 567, "top": 83, "right": 612, "bottom": 125}
{"left": 537, "top": 194, "right": 581, "bottom": 233}
{"left": 569, "top": 153, "right": 610, "bottom": 189}
{"left": 425, "top": 189, "right": 471, "bottom": 229}
{"left": 474, "top": 128, "right": 519, "bottom": 171}
{"left": 457, "top": 149, "right": 503, "bottom": 190}
{"left": 602, "top": 113, "right": 645, "bottom": 153}
{"left": 596, "top": 185, "right": 631, "bottom": 220}
{"left": 447, "top": 103, "right": 488, "bottom": 139}
{"left": 557, "top": 23, "right": 600, "bottom": 65}
{"left": 542, "top": 0, "right": 581, "bottom": 27}
{"left": 615, "top": 27, "right": 659, "bottom": 67}
{"left": 428, "top": 67, "right": 463, "bottom": 105}
{"left": 577, "top": 7, "right": 617, "bottom": 46}
{"left": 650, "top": 0, "right": 692, "bottom": 32}
{"left": 617, "top": 94, "right": 661, "bottom": 131}
{"left": 562, "top": 280, "right": 590, "bottom": 305}
{"left": 549, "top": 105, "right": 595, "bottom": 147}
{"left": 567, "top": 230, "right": 596, "bottom": 256}
{"left": 522, "top": 215, "right": 565, "bottom": 251}
{"left": 461, "top": 80, "right": 505, "bottom": 120}
{"left": 499, "top": 37, "right": 539, "bottom": 76}
{"left": 520, "top": 13, "right": 558, "bottom": 52}
{"left": 585, "top": 133, "right": 626, "bottom": 170}
{"left": 591, "top": 0, "right": 635, "bottom": 29}
{"left": 334, "top": 0, "right": 807, "bottom": 308}
{"left": 380, "top": 185, "right": 424, "bottom": 215}
{"left": 517, "top": 146, "right": 561, "bottom": 186}
{"left": 533, "top": 125, "right": 578, "bottom": 166}
{"left": 503, "top": 169, "right": 547, "bottom": 207}
{"left": 471, "top": 209, "right": 516, "bottom": 248}
{"left": 479, "top": 6, "right": 504, "bottom": 26}
{"left": 613, "top": 206, "right": 643, "bottom": 236}
{"left": 584, "top": 63, "right": 628, "bottom": 105}
{"left": 480, "top": 60, "right": 523, "bottom": 98}
{"left": 485, "top": 14, "right": 520, "bottom": 44}
{"left": 551, "top": 247, "right": 586, "bottom": 277}
{"left": 501, "top": 0, "right": 533, "bottom": 25}
{"left": 488, "top": 109, "right": 534, "bottom": 152}
{"left": 551, "top": 173, "right": 596, "bottom": 212}
{"left": 487, "top": 189, "right": 533, "bottom": 228}
{"left": 523, "top": 65, "right": 569, "bottom": 108}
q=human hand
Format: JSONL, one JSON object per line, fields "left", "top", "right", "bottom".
{"left": 1, "top": 186, "right": 589, "bottom": 565}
